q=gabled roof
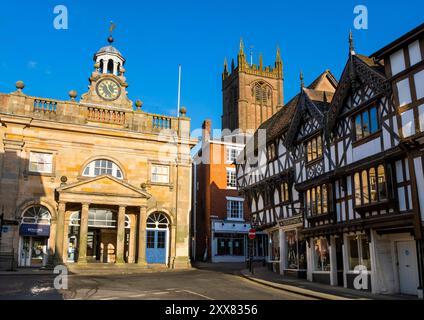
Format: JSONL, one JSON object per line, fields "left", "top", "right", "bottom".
{"left": 284, "top": 71, "right": 337, "bottom": 148}
{"left": 242, "top": 70, "right": 337, "bottom": 157}
{"left": 326, "top": 53, "right": 390, "bottom": 133}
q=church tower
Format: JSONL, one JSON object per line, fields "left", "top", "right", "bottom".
{"left": 221, "top": 39, "right": 284, "bottom": 134}
{"left": 81, "top": 32, "right": 133, "bottom": 109}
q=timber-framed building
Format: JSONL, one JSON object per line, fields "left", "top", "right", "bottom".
{"left": 237, "top": 24, "right": 424, "bottom": 297}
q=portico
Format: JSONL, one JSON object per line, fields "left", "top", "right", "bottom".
{"left": 55, "top": 175, "right": 157, "bottom": 265}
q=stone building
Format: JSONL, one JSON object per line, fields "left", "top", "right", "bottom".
{"left": 0, "top": 35, "right": 196, "bottom": 270}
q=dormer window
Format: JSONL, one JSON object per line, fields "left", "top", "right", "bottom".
{"left": 306, "top": 135, "right": 323, "bottom": 163}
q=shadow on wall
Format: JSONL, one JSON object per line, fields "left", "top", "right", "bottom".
{"left": 0, "top": 149, "right": 48, "bottom": 270}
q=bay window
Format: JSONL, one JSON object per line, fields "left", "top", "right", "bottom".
{"left": 306, "top": 184, "right": 329, "bottom": 216}
{"left": 354, "top": 165, "right": 387, "bottom": 206}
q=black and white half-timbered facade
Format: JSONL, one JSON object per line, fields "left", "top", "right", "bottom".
{"left": 237, "top": 70, "right": 337, "bottom": 277}
{"left": 237, "top": 24, "right": 424, "bottom": 298}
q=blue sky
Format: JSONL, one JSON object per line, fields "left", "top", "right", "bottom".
{"left": 0, "top": 0, "right": 423, "bottom": 133}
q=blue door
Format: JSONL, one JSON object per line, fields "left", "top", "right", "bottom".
{"left": 146, "top": 230, "right": 167, "bottom": 264}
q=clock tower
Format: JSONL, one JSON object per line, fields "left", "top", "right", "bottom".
{"left": 81, "top": 35, "right": 133, "bottom": 109}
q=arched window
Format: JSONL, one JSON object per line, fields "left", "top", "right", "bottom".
{"left": 254, "top": 84, "right": 268, "bottom": 105}
{"left": 83, "top": 159, "right": 123, "bottom": 179}
{"left": 147, "top": 213, "right": 169, "bottom": 229}
{"left": 107, "top": 59, "right": 114, "bottom": 74}
{"left": 22, "top": 206, "right": 51, "bottom": 225}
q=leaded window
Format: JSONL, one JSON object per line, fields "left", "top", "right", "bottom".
{"left": 306, "top": 184, "right": 329, "bottom": 216}
{"left": 354, "top": 165, "right": 387, "bottom": 206}
{"left": 354, "top": 105, "right": 379, "bottom": 141}
{"left": 306, "top": 136, "right": 323, "bottom": 162}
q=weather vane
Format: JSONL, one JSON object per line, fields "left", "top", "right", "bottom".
{"left": 108, "top": 21, "right": 116, "bottom": 44}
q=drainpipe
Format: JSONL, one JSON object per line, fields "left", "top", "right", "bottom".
{"left": 192, "top": 162, "right": 197, "bottom": 262}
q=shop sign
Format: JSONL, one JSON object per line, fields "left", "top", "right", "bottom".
{"left": 19, "top": 224, "right": 50, "bottom": 237}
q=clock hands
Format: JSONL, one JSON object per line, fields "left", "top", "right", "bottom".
{"left": 102, "top": 85, "right": 112, "bottom": 97}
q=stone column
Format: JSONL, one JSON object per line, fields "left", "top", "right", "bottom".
{"left": 137, "top": 206, "right": 148, "bottom": 265}
{"left": 55, "top": 202, "right": 66, "bottom": 264}
{"left": 77, "top": 203, "right": 89, "bottom": 264}
{"left": 116, "top": 206, "right": 126, "bottom": 264}
{"left": 170, "top": 224, "right": 177, "bottom": 268}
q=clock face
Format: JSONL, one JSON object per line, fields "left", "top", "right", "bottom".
{"left": 96, "top": 79, "right": 121, "bottom": 101}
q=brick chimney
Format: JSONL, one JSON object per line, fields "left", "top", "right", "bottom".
{"left": 202, "top": 119, "right": 212, "bottom": 143}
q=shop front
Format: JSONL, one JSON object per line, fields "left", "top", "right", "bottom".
{"left": 280, "top": 227, "right": 307, "bottom": 278}
{"left": 18, "top": 206, "right": 52, "bottom": 268}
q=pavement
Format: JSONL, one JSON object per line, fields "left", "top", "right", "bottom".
{"left": 239, "top": 265, "right": 419, "bottom": 300}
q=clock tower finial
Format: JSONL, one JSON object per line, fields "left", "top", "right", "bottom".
{"left": 108, "top": 21, "right": 116, "bottom": 44}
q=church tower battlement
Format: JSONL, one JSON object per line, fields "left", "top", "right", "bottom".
{"left": 221, "top": 38, "right": 284, "bottom": 134}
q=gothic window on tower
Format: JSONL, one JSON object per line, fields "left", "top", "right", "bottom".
{"left": 254, "top": 83, "right": 268, "bottom": 105}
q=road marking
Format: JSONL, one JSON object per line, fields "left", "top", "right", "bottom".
{"left": 152, "top": 292, "right": 169, "bottom": 295}
{"left": 129, "top": 293, "right": 147, "bottom": 298}
{"left": 182, "top": 289, "right": 214, "bottom": 300}
{"left": 100, "top": 297, "right": 119, "bottom": 300}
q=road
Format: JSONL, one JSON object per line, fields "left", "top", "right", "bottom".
{"left": 0, "top": 263, "right": 315, "bottom": 300}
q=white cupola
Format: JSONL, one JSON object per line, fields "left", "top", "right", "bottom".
{"left": 94, "top": 35, "right": 126, "bottom": 76}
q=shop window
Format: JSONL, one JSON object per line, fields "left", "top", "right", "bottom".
{"left": 216, "top": 233, "right": 245, "bottom": 256}
{"left": 29, "top": 152, "right": 53, "bottom": 174}
{"left": 151, "top": 164, "right": 169, "bottom": 184}
{"left": 354, "top": 105, "right": 379, "bottom": 141}
{"left": 306, "top": 135, "right": 323, "bottom": 163}
{"left": 286, "top": 230, "right": 307, "bottom": 270}
{"left": 354, "top": 165, "right": 387, "bottom": 206}
{"left": 269, "top": 230, "right": 280, "bottom": 262}
{"left": 348, "top": 234, "right": 371, "bottom": 270}
{"left": 314, "top": 238, "right": 330, "bottom": 271}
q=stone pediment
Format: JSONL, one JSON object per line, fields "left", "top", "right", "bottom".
{"left": 57, "top": 175, "right": 151, "bottom": 199}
